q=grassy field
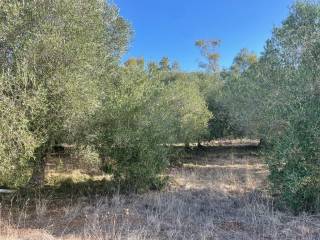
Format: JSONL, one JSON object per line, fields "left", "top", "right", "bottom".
{"left": 1, "top": 145, "right": 320, "bottom": 240}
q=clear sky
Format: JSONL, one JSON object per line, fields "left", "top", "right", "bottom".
{"left": 114, "top": 0, "right": 295, "bottom": 71}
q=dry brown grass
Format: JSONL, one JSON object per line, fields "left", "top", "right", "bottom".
{"left": 1, "top": 149, "right": 320, "bottom": 240}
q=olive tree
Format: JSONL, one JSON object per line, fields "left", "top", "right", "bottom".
{"left": 164, "top": 75, "right": 213, "bottom": 145}
{"left": 94, "top": 64, "right": 212, "bottom": 192}
{"left": 95, "top": 66, "right": 174, "bottom": 192}
{"left": 0, "top": 65, "right": 46, "bottom": 187}
{"left": 224, "top": 1, "right": 320, "bottom": 213}
{"left": 0, "top": 0, "right": 130, "bottom": 187}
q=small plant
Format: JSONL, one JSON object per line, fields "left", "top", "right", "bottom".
{"left": 76, "top": 146, "right": 101, "bottom": 173}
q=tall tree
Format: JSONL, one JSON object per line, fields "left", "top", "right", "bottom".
{"left": 230, "top": 48, "right": 257, "bottom": 77}
{"left": 159, "top": 57, "right": 170, "bottom": 71}
{"left": 195, "top": 39, "right": 221, "bottom": 73}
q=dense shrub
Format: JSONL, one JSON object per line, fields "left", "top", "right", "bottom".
{"left": 224, "top": 2, "right": 320, "bottom": 213}
{"left": 95, "top": 66, "right": 211, "bottom": 192}
{"left": 0, "top": 0, "right": 130, "bottom": 187}
{"left": 0, "top": 66, "right": 45, "bottom": 187}
{"left": 163, "top": 76, "right": 213, "bottom": 145}
{"left": 0, "top": 1, "right": 211, "bottom": 191}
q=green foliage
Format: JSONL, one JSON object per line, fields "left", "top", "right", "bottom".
{"left": 230, "top": 48, "right": 258, "bottom": 78}
{"left": 0, "top": 0, "right": 131, "bottom": 187}
{"left": 95, "top": 68, "right": 171, "bottom": 192}
{"left": 159, "top": 57, "right": 171, "bottom": 71}
{"left": 95, "top": 64, "right": 212, "bottom": 192}
{"left": 124, "top": 58, "right": 145, "bottom": 69}
{"left": 0, "top": 66, "right": 45, "bottom": 187}
{"left": 164, "top": 75, "right": 213, "bottom": 143}
{"left": 76, "top": 146, "right": 101, "bottom": 172}
{"left": 193, "top": 40, "right": 245, "bottom": 139}
{"left": 195, "top": 39, "right": 221, "bottom": 73}
{"left": 187, "top": 72, "right": 241, "bottom": 139}
{"left": 224, "top": 1, "right": 320, "bottom": 213}
{"left": 0, "top": 0, "right": 211, "bottom": 192}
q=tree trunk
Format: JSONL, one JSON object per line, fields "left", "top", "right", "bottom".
{"left": 197, "top": 140, "right": 205, "bottom": 150}
{"left": 28, "top": 144, "right": 49, "bottom": 187}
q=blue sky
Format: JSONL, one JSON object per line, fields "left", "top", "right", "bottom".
{"left": 114, "top": 0, "right": 295, "bottom": 71}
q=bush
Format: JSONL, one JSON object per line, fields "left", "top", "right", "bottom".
{"left": 264, "top": 2, "right": 320, "bottom": 213}
{"left": 0, "top": 0, "right": 131, "bottom": 186}
{"left": 267, "top": 94, "right": 320, "bottom": 213}
{"left": 95, "top": 66, "right": 211, "bottom": 192}
{"left": 163, "top": 76, "right": 213, "bottom": 144}
{"left": 224, "top": 1, "right": 320, "bottom": 213}
{"left": 95, "top": 67, "right": 170, "bottom": 192}
{"left": 75, "top": 146, "right": 101, "bottom": 173}
{"left": 0, "top": 67, "right": 45, "bottom": 187}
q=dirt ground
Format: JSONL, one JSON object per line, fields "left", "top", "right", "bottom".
{"left": 1, "top": 147, "right": 320, "bottom": 240}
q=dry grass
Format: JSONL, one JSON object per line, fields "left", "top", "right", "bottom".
{"left": 1, "top": 149, "right": 320, "bottom": 240}
{"left": 46, "top": 169, "right": 110, "bottom": 186}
